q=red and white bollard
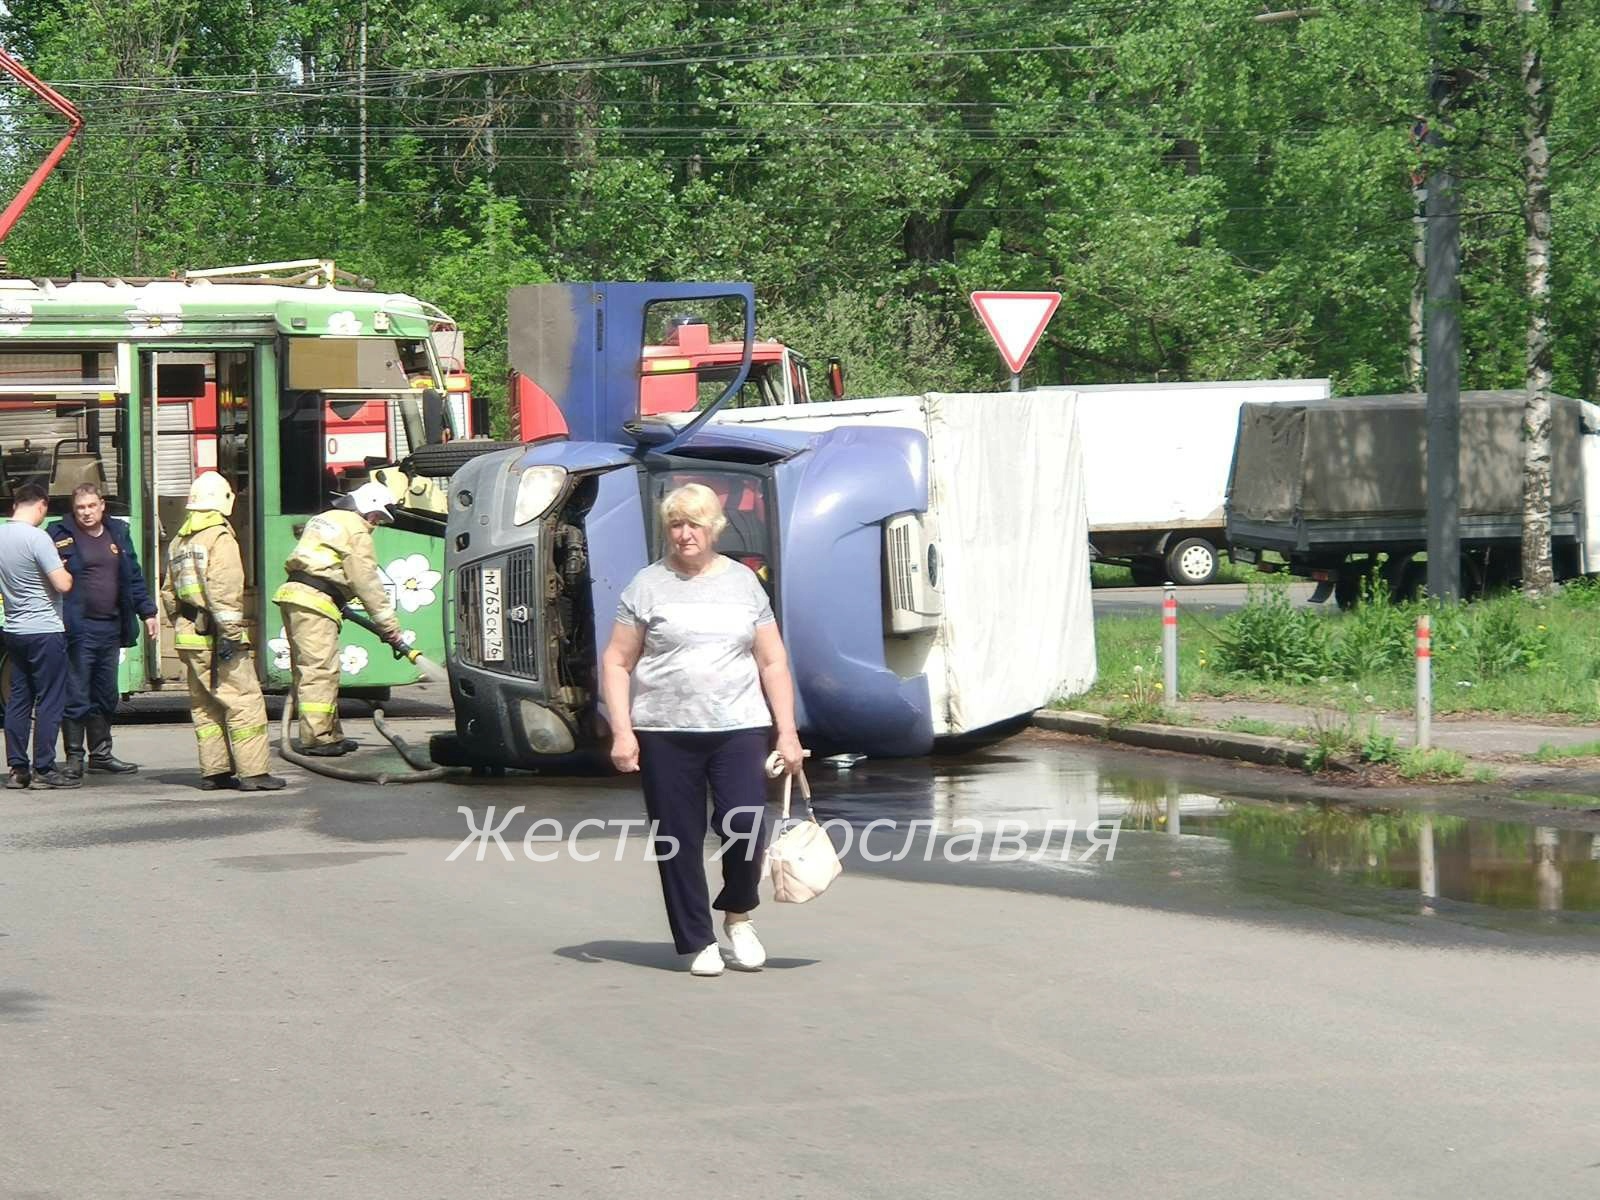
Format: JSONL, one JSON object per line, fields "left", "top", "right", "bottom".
{"left": 1415, "top": 613, "right": 1432, "bottom": 750}
{"left": 1163, "top": 585, "right": 1179, "bottom": 702}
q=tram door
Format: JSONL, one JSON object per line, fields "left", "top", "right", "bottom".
{"left": 139, "top": 349, "right": 258, "bottom": 686}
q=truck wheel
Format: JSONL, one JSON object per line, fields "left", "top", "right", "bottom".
{"left": 1165, "top": 538, "right": 1219, "bottom": 586}
{"left": 405, "top": 439, "right": 525, "bottom": 479}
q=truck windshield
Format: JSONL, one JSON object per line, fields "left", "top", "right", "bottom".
{"left": 646, "top": 466, "right": 776, "bottom": 599}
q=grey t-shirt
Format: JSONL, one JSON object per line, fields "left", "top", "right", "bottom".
{"left": 0, "top": 521, "right": 64, "bottom": 634}
{"left": 617, "top": 557, "right": 776, "bottom": 732}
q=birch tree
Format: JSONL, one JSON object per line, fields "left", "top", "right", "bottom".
{"left": 1520, "top": 0, "right": 1557, "bottom": 597}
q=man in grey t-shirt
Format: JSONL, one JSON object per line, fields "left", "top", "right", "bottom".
{"left": 0, "top": 484, "right": 77, "bottom": 789}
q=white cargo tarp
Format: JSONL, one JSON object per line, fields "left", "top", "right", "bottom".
{"left": 712, "top": 392, "right": 1096, "bottom": 736}
{"left": 1042, "top": 379, "right": 1331, "bottom": 532}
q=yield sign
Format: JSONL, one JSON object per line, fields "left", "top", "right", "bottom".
{"left": 970, "top": 290, "right": 1061, "bottom": 375}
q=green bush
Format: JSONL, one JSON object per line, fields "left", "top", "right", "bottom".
{"left": 1334, "top": 575, "right": 1413, "bottom": 678}
{"left": 1214, "top": 584, "right": 1337, "bottom": 682}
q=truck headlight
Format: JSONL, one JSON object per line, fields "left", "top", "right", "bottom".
{"left": 513, "top": 465, "right": 567, "bottom": 526}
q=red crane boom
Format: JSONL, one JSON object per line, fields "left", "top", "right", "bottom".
{"left": 0, "top": 49, "right": 82, "bottom": 242}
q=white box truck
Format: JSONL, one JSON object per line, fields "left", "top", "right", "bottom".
{"left": 1042, "top": 379, "right": 1332, "bottom": 584}
{"left": 710, "top": 391, "right": 1098, "bottom": 736}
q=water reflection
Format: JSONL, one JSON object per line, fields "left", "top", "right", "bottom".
{"left": 812, "top": 752, "right": 1600, "bottom": 917}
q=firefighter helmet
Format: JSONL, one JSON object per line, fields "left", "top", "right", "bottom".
{"left": 340, "top": 480, "right": 397, "bottom": 524}
{"left": 186, "top": 471, "right": 235, "bottom": 515}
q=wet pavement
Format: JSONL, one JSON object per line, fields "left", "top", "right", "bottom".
{"left": 6, "top": 718, "right": 1600, "bottom": 1197}
{"left": 796, "top": 740, "right": 1600, "bottom": 943}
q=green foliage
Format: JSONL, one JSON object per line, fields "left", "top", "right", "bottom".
{"left": 1396, "top": 748, "right": 1468, "bottom": 781}
{"left": 0, "top": 0, "right": 1590, "bottom": 406}
{"left": 1213, "top": 583, "right": 1336, "bottom": 683}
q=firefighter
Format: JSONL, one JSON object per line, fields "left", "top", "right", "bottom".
{"left": 160, "top": 471, "right": 285, "bottom": 792}
{"left": 271, "top": 481, "right": 408, "bottom": 756}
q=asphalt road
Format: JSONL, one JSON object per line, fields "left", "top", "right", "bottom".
{"left": 3, "top": 721, "right": 1597, "bottom": 1199}
{"left": 1093, "top": 579, "right": 1318, "bottom": 616}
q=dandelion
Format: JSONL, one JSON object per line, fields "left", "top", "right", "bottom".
{"left": 1537, "top": 624, "right": 1547, "bottom": 632}
{"left": 1133, "top": 665, "right": 1143, "bottom": 674}
{"left": 1364, "top": 695, "right": 1375, "bottom": 704}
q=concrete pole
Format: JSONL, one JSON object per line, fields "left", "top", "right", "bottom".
{"left": 1425, "top": 0, "right": 1462, "bottom": 603}
{"left": 1162, "top": 585, "right": 1178, "bottom": 703}
{"left": 1415, "top": 614, "right": 1432, "bottom": 750}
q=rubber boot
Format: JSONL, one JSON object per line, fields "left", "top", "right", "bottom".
{"left": 61, "top": 718, "right": 86, "bottom": 780}
{"left": 86, "top": 713, "right": 137, "bottom": 774}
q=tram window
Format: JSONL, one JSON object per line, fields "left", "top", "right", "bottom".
{"left": 0, "top": 349, "right": 126, "bottom": 510}
{"left": 0, "top": 398, "right": 125, "bottom": 511}
{"left": 279, "top": 389, "right": 324, "bottom": 514}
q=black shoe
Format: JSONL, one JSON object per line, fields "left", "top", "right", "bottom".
{"left": 199, "top": 773, "right": 239, "bottom": 791}
{"left": 61, "top": 718, "right": 86, "bottom": 778}
{"left": 5, "top": 768, "right": 30, "bottom": 790}
{"left": 85, "top": 716, "right": 135, "bottom": 773}
{"left": 87, "top": 754, "right": 138, "bottom": 774}
{"left": 238, "top": 774, "right": 287, "bottom": 791}
{"left": 33, "top": 769, "right": 81, "bottom": 789}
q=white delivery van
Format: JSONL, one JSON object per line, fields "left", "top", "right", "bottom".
{"left": 1042, "top": 379, "right": 1332, "bottom": 584}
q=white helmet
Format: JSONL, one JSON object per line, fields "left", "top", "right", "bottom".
{"left": 187, "top": 471, "right": 235, "bottom": 515}
{"left": 341, "top": 480, "right": 397, "bottom": 524}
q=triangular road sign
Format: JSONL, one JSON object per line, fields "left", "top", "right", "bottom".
{"left": 970, "top": 290, "right": 1061, "bottom": 375}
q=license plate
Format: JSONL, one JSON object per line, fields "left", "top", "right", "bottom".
{"left": 480, "top": 567, "right": 505, "bottom": 661}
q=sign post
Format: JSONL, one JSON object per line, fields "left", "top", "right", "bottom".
{"left": 970, "top": 290, "right": 1061, "bottom": 390}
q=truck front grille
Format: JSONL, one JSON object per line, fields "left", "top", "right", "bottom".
{"left": 453, "top": 548, "right": 542, "bottom": 680}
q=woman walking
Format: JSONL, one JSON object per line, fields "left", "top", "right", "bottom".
{"left": 601, "top": 483, "right": 804, "bottom": 976}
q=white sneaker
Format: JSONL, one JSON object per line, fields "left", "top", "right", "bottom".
{"left": 724, "top": 920, "right": 766, "bottom": 970}
{"left": 689, "top": 943, "right": 725, "bottom": 976}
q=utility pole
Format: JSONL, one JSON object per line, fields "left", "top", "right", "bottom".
{"left": 1424, "top": 0, "right": 1462, "bottom": 603}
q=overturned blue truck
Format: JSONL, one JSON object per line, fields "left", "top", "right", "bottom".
{"left": 431, "top": 282, "right": 1096, "bottom": 771}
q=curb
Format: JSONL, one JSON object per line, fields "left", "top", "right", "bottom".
{"left": 1032, "top": 709, "right": 1324, "bottom": 771}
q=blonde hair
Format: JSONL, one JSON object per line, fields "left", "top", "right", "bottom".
{"left": 660, "top": 482, "right": 727, "bottom": 540}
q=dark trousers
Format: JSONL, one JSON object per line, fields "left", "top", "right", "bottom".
{"left": 637, "top": 728, "right": 770, "bottom": 955}
{"left": 64, "top": 616, "right": 121, "bottom": 721}
{"left": 4, "top": 630, "right": 67, "bottom": 772}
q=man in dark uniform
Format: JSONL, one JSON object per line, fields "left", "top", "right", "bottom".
{"left": 47, "top": 482, "right": 159, "bottom": 777}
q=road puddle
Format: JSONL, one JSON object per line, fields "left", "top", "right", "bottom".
{"left": 807, "top": 744, "right": 1600, "bottom": 930}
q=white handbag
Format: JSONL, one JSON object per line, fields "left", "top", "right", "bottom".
{"left": 765, "top": 762, "right": 842, "bottom": 904}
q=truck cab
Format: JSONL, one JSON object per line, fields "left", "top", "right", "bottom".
{"left": 436, "top": 283, "right": 937, "bottom": 769}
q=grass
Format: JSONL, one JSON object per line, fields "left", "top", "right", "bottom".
{"left": 1395, "top": 747, "right": 1470, "bottom": 781}
{"left": 1067, "top": 577, "right": 1600, "bottom": 722}
{"left": 1216, "top": 716, "right": 1301, "bottom": 738}
{"left": 1529, "top": 740, "right": 1600, "bottom": 763}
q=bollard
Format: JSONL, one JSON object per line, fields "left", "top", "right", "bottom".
{"left": 1415, "top": 613, "right": 1431, "bottom": 750}
{"left": 1162, "top": 584, "right": 1179, "bottom": 703}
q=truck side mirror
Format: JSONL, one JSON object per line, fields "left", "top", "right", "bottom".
{"left": 827, "top": 358, "right": 845, "bottom": 400}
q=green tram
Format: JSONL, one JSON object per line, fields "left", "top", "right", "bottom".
{"left": 0, "top": 261, "right": 471, "bottom": 701}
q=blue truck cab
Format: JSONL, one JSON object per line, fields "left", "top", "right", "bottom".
{"left": 435, "top": 283, "right": 942, "bottom": 769}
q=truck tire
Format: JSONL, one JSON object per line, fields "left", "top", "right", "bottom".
{"left": 406, "top": 439, "right": 524, "bottom": 478}
{"left": 1164, "top": 538, "right": 1219, "bottom": 586}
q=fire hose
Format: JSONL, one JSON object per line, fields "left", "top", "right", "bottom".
{"left": 276, "top": 605, "right": 459, "bottom": 784}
